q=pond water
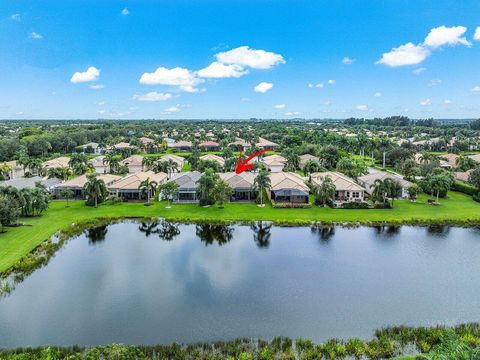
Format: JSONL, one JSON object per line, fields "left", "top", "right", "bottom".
{"left": 1, "top": 221, "right": 480, "bottom": 347}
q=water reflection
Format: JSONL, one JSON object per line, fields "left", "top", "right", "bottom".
{"left": 427, "top": 225, "right": 450, "bottom": 237}
{"left": 85, "top": 225, "right": 108, "bottom": 244}
{"left": 195, "top": 224, "right": 234, "bottom": 246}
{"left": 138, "top": 220, "right": 180, "bottom": 241}
{"left": 251, "top": 221, "right": 272, "bottom": 248}
{"left": 310, "top": 226, "right": 335, "bottom": 241}
{"left": 373, "top": 225, "right": 401, "bottom": 236}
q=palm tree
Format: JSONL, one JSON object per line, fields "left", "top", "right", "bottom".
{"left": 311, "top": 176, "right": 336, "bottom": 206}
{"left": 138, "top": 177, "right": 158, "bottom": 204}
{"left": 371, "top": 179, "right": 387, "bottom": 205}
{"left": 384, "top": 178, "right": 402, "bottom": 207}
{"left": 303, "top": 160, "right": 323, "bottom": 176}
{"left": 212, "top": 179, "right": 233, "bottom": 208}
{"left": 165, "top": 159, "right": 179, "bottom": 179}
{"left": 196, "top": 168, "right": 219, "bottom": 206}
{"left": 254, "top": 169, "right": 271, "bottom": 207}
{"left": 83, "top": 174, "right": 108, "bottom": 208}
{"left": 16, "top": 151, "right": 30, "bottom": 174}
{"left": 378, "top": 137, "right": 391, "bottom": 169}
{"left": 103, "top": 153, "right": 120, "bottom": 174}
{"left": 69, "top": 154, "right": 88, "bottom": 175}
{"left": 59, "top": 189, "right": 74, "bottom": 207}
{"left": 28, "top": 158, "right": 43, "bottom": 175}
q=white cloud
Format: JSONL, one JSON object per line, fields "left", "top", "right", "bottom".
{"left": 356, "top": 104, "right": 368, "bottom": 111}
{"left": 163, "top": 106, "right": 181, "bottom": 114}
{"left": 90, "top": 84, "right": 104, "bottom": 90}
{"left": 373, "top": 92, "right": 382, "bottom": 97}
{"left": 133, "top": 92, "right": 172, "bottom": 102}
{"left": 197, "top": 62, "right": 248, "bottom": 78}
{"left": 420, "top": 98, "right": 431, "bottom": 106}
{"left": 342, "top": 57, "right": 355, "bottom": 65}
{"left": 10, "top": 14, "right": 20, "bottom": 21}
{"left": 254, "top": 82, "right": 273, "bottom": 93}
{"left": 29, "top": 31, "right": 43, "bottom": 40}
{"left": 139, "top": 66, "right": 204, "bottom": 92}
{"left": 285, "top": 111, "right": 302, "bottom": 116}
{"left": 472, "top": 86, "right": 480, "bottom": 92}
{"left": 424, "top": 25, "right": 471, "bottom": 48}
{"left": 412, "top": 67, "right": 426, "bottom": 75}
{"left": 98, "top": 110, "right": 106, "bottom": 115}
{"left": 444, "top": 99, "right": 452, "bottom": 104}
{"left": 475, "top": 27, "right": 480, "bottom": 41}
{"left": 377, "top": 42, "right": 430, "bottom": 67}
{"left": 96, "top": 101, "right": 106, "bottom": 106}
{"left": 240, "top": 97, "right": 250, "bottom": 102}
{"left": 216, "top": 46, "right": 285, "bottom": 69}
{"left": 274, "top": 104, "right": 286, "bottom": 109}
{"left": 428, "top": 79, "right": 442, "bottom": 86}
{"left": 121, "top": 8, "right": 129, "bottom": 16}
{"left": 70, "top": 66, "right": 100, "bottom": 83}
{"left": 308, "top": 83, "right": 324, "bottom": 89}
{"left": 327, "top": 79, "right": 336, "bottom": 85}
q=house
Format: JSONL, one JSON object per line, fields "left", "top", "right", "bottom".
{"left": 111, "top": 142, "right": 135, "bottom": 152}
{"left": 53, "top": 174, "right": 122, "bottom": 198}
{"left": 229, "top": 138, "right": 251, "bottom": 152}
{"left": 310, "top": 171, "right": 366, "bottom": 206}
{"left": 173, "top": 140, "right": 193, "bottom": 152}
{"left": 109, "top": 171, "right": 167, "bottom": 201}
{"left": 89, "top": 156, "right": 108, "bottom": 174}
{"left": 262, "top": 154, "right": 287, "bottom": 173}
{"left": 468, "top": 154, "right": 480, "bottom": 163}
{"left": 77, "top": 142, "right": 103, "bottom": 154}
{"left": 219, "top": 172, "right": 257, "bottom": 201}
{"left": 357, "top": 171, "right": 413, "bottom": 199}
{"left": 455, "top": 170, "right": 473, "bottom": 183}
{"left": 199, "top": 140, "right": 220, "bottom": 152}
{"left": 299, "top": 154, "right": 320, "bottom": 169}
{"left": 139, "top": 137, "right": 157, "bottom": 152}
{"left": 169, "top": 171, "right": 202, "bottom": 203}
{"left": 120, "top": 155, "right": 144, "bottom": 173}
{"left": 268, "top": 172, "right": 309, "bottom": 204}
{"left": 256, "top": 137, "right": 279, "bottom": 151}
{"left": 440, "top": 153, "right": 459, "bottom": 167}
{"left": 199, "top": 154, "right": 225, "bottom": 168}
{"left": 4, "top": 160, "right": 24, "bottom": 179}
{"left": 163, "top": 138, "right": 176, "bottom": 148}
{"left": 159, "top": 154, "right": 185, "bottom": 171}
{"left": 42, "top": 156, "right": 71, "bottom": 171}
{"left": 0, "top": 176, "right": 62, "bottom": 191}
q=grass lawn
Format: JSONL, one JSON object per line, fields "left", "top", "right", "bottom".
{"left": 1, "top": 191, "right": 480, "bottom": 273}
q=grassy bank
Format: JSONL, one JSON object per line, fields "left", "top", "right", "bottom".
{"left": 1, "top": 191, "right": 480, "bottom": 273}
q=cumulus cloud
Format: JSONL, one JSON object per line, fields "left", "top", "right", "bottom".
{"left": 133, "top": 92, "right": 172, "bottom": 102}
{"left": 377, "top": 42, "right": 430, "bottom": 67}
{"left": 328, "top": 79, "right": 336, "bottom": 85}
{"left": 342, "top": 57, "right": 355, "bottom": 65}
{"left": 274, "top": 104, "right": 286, "bottom": 109}
{"left": 254, "top": 82, "right": 273, "bottom": 93}
{"left": 424, "top": 26, "right": 471, "bottom": 48}
{"left": 90, "top": 84, "right": 104, "bottom": 89}
{"left": 139, "top": 66, "right": 204, "bottom": 92}
{"left": 356, "top": 104, "right": 368, "bottom": 111}
{"left": 163, "top": 106, "right": 181, "bottom": 114}
{"left": 29, "top": 31, "right": 43, "bottom": 40}
{"left": 216, "top": 46, "right": 285, "bottom": 69}
{"left": 374, "top": 92, "right": 382, "bottom": 97}
{"left": 70, "top": 66, "right": 100, "bottom": 83}
{"left": 121, "top": 8, "right": 129, "bottom": 16}
{"left": 308, "top": 83, "right": 324, "bottom": 89}
{"left": 285, "top": 111, "right": 302, "bottom": 116}
{"left": 197, "top": 62, "right": 248, "bottom": 78}
{"left": 475, "top": 27, "right": 480, "bottom": 41}
{"left": 444, "top": 99, "right": 452, "bottom": 104}
{"left": 472, "top": 86, "right": 480, "bottom": 92}
{"left": 420, "top": 98, "right": 431, "bottom": 106}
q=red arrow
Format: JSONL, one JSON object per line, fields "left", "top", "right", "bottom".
{"left": 235, "top": 149, "right": 268, "bottom": 174}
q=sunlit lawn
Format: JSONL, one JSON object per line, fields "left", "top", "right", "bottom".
{"left": 1, "top": 191, "right": 479, "bottom": 273}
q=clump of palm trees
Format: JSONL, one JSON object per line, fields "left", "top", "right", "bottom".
{"left": 310, "top": 176, "right": 336, "bottom": 207}
{"left": 83, "top": 174, "right": 109, "bottom": 207}
{"left": 371, "top": 178, "right": 403, "bottom": 208}
{"left": 254, "top": 168, "right": 271, "bottom": 207}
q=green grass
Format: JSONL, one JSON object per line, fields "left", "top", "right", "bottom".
{"left": 1, "top": 191, "right": 480, "bottom": 274}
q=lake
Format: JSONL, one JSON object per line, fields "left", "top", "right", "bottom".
{"left": 1, "top": 221, "right": 480, "bottom": 347}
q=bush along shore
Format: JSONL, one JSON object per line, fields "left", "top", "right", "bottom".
{"left": 1, "top": 324, "right": 480, "bottom": 359}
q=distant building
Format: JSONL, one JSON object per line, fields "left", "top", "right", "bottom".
{"left": 173, "top": 140, "right": 193, "bottom": 152}
{"left": 120, "top": 155, "right": 144, "bottom": 173}
{"left": 159, "top": 154, "right": 185, "bottom": 172}
{"left": 77, "top": 142, "right": 103, "bottom": 154}
{"left": 0, "top": 176, "right": 61, "bottom": 191}
{"left": 256, "top": 137, "right": 279, "bottom": 151}
{"left": 299, "top": 154, "right": 320, "bottom": 169}
{"left": 42, "top": 157, "right": 71, "bottom": 171}
{"left": 262, "top": 154, "right": 286, "bottom": 173}
{"left": 199, "top": 154, "right": 225, "bottom": 168}
{"left": 199, "top": 140, "right": 220, "bottom": 152}
{"left": 229, "top": 138, "right": 251, "bottom": 152}
{"left": 455, "top": 170, "right": 473, "bottom": 183}
{"left": 89, "top": 156, "right": 108, "bottom": 174}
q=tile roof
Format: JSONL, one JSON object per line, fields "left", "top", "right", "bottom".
{"left": 109, "top": 171, "right": 167, "bottom": 190}
{"left": 310, "top": 171, "right": 366, "bottom": 192}
{"left": 269, "top": 172, "right": 309, "bottom": 192}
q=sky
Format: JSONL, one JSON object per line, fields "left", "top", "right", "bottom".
{"left": 0, "top": 0, "right": 480, "bottom": 120}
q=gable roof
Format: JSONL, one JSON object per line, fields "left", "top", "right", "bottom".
{"left": 310, "top": 171, "right": 366, "bottom": 192}
{"left": 42, "top": 156, "right": 70, "bottom": 169}
{"left": 120, "top": 155, "right": 144, "bottom": 167}
{"left": 112, "top": 142, "right": 133, "bottom": 149}
{"left": 89, "top": 156, "right": 106, "bottom": 166}
{"left": 139, "top": 137, "right": 155, "bottom": 145}
{"left": 219, "top": 172, "right": 255, "bottom": 189}
{"left": 173, "top": 140, "right": 193, "bottom": 148}
{"left": 159, "top": 154, "right": 185, "bottom": 167}
{"left": 440, "top": 153, "right": 459, "bottom": 167}
{"left": 358, "top": 171, "right": 412, "bottom": 193}
{"left": 170, "top": 171, "right": 202, "bottom": 189}
{"left": 200, "top": 154, "right": 225, "bottom": 166}
{"left": 109, "top": 171, "right": 167, "bottom": 191}
{"left": 455, "top": 170, "right": 472, "bottom": 182}
{"left": 229, "top": 138, "right": 251, "bottom": 147}
{"left": 256, "top": 137, "right": 278, "bottom": 148}
{"left": 269, "top": 172, "right": 309, "bottom": 192}
{"left": 299, "top": 154, "right": 319, "bottom": 167}
{"left": 263, "top": 154, "right": 287, "bottom": 166}
{"left": 199, "top": 140, "right": 219, "bottom": 147}
{"left": 468, "top": 154, "right": 480, "bottom": 163}
{"left": 55, "top": 174, "right": 122, "bottom": 189}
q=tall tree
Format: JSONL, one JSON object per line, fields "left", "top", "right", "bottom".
{"left": 254, "top": 169, "right": 271, "bottom": 207}
{"left": 213, "top": 179, "right": 233, "bottom": 208}
{"left": 158, "top": 181, "right": 179, "bottom": 208}
{"left": 311, "top": 176, "right": 336, "bottom": 207}
{"left": 83, "top": 174, "right": 108, "bottom": 208}
{"left": 138, "top": 178, "right": 158, "bottom": 204}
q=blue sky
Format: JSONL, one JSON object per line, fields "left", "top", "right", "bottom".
{"left": 0, "top": 0, "right": 480, "bottom": 120}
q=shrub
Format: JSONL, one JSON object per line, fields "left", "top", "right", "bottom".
{"left": 373, "top": 203, "right": 392, "bottom": 209}
{"left": 342, "top": 202, "right": 370, "bottom": 209}
{"left": 451, "top": 181, "right": 478, "bottom": 196}
{"left": 473, "top": 194, "right": 480, "bottom": 203}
